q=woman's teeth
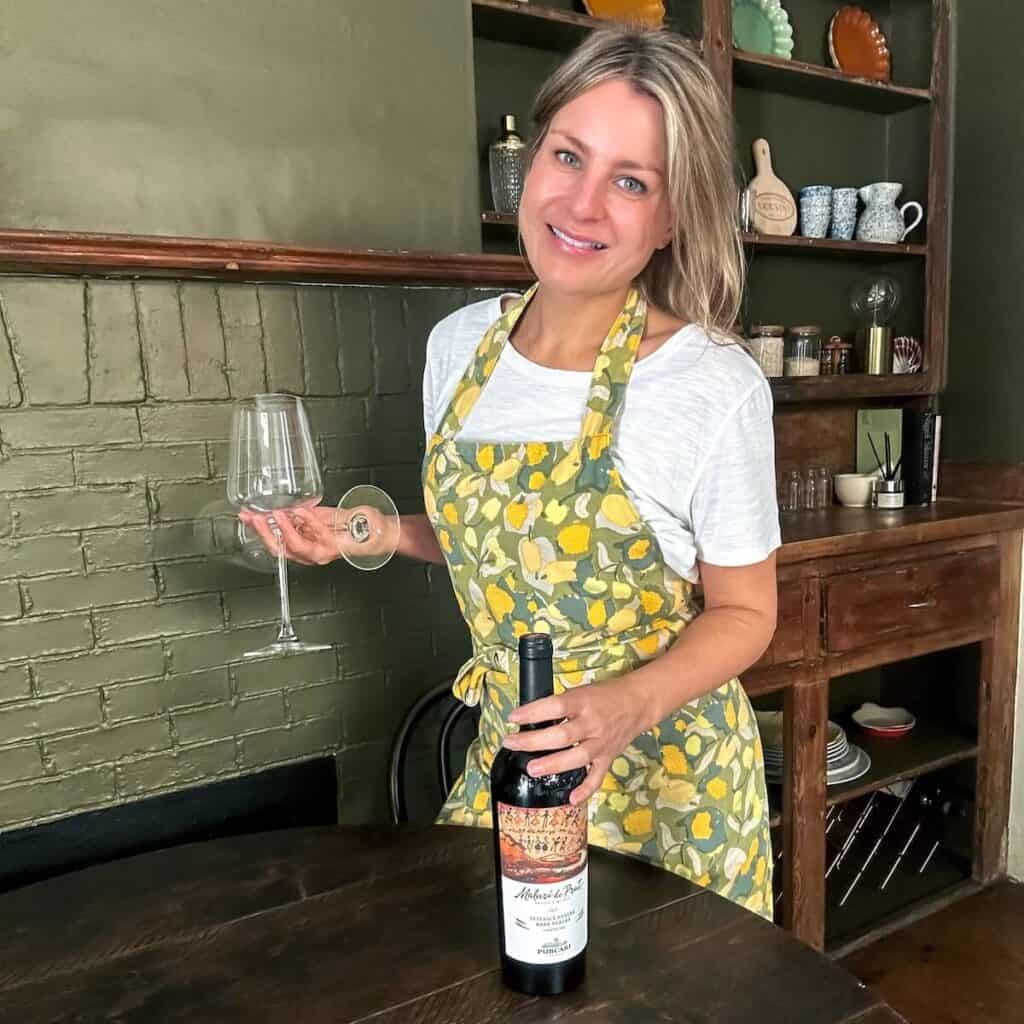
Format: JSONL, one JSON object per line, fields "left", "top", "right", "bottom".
{"left": 550, "top": 225, "right": 606, "bottom": 250}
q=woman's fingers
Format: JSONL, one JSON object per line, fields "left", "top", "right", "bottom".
{"left": 503, "top": 720, "right": 578, "bottom": 752}
{"left": 569, "top": 756, "right": 611, "bottom": 806}
{"left": 524, "top": 743, "right": 593, "bottom": 778}
{"left": 273, "top": 510, "right": 326, "bottom": 565}
{"left": 239, "top": 504, "right": 344, "bottom": 566}
{"left": 508, "top": 694, "right": 567, "bottom": 726}
{"left": 241, "top": 511, "right": 281, "bottom": 557}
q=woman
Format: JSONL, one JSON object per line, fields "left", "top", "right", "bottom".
{"left": 246, "top": 25, "right": 780, "bottom": 919}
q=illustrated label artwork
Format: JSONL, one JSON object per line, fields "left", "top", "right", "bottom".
{"left": 497, "top": 802, "right": 588, "bottom": 965}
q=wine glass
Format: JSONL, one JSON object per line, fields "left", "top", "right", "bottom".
{"left": 227, "top": 394, "right": 332, "bottom": 658}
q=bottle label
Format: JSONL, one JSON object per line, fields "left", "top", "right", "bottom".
{"left": 496, "top": 801, "right": 588, "bottom": 965}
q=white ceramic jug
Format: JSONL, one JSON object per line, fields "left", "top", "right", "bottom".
{"left": 855, "top": 182, "right": 923, "bottom": 244}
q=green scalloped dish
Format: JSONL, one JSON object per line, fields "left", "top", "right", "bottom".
{"left": 732, "top": 0, "right": 794, "bottom": 59}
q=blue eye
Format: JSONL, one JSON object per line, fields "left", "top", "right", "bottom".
{"left": 618, "top": 177, "right": 647, "bottom": 194}
{"left": 555, "top": 150, "right": 580, "bottom": 168}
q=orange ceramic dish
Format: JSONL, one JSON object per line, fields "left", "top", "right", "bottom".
{"left": 583, "top": 0, "right": 666, "bottom": 27}
{"left": 828, "top": 5, "right": 891, "bottom": 82}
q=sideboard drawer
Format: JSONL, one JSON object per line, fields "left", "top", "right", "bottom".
{"left": 824, "top": 548, "right": 1001, "bottom": 653}
{"left": 753, "top": 580, "right": 806, "bottom": 668}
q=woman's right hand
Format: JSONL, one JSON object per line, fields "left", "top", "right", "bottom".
{"left": 239, "top": 503, "right": 400, "bottom": 567}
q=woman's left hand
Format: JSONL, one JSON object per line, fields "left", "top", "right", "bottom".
{"left": 502, "top": 675, "right": 649, "bottom": 806}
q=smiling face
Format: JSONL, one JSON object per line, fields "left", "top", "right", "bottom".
{"left": 518, "top": 77, "right": 674, "bottom": 300}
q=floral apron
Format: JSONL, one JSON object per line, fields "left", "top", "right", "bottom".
{"left": 422, "top": 284, "right": 773, "bottom": 919}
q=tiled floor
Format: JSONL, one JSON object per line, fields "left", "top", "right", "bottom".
{"left": 841, "top": 879, "right": 1024, "bottom": 1024}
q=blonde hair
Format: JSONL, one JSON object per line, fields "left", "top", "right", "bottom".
{"left": 524, "top": 25, "right": 744, "bottom": 336}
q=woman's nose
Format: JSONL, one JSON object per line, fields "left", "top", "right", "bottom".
{"left": 569, "top": 173, "right": 605, "bottom": 221}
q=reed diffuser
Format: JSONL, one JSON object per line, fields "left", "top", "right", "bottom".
{"left": 868, "top": 431, "right": 904, "bottom": 509}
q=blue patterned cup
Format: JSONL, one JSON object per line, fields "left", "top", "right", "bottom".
{"left": 799, "top": 185, "right": 832, "bottom": 238}
{"left": 830, "top": 187, "right": 858, "bottom": 240}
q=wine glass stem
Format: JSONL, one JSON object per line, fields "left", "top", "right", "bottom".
{"left": 270, "top": 519, "right": 298, "bottom": 644}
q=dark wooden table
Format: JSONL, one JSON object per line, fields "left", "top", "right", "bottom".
{"left": 0, "top": 825, "right": 906, "bottom": 1022}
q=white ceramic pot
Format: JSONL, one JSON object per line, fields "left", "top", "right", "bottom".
{"left": 834, "top": 473, "right": 876, "bottom": 507}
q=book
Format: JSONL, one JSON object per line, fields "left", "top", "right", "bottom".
{"left": 901, "top": 409, "right": 938, "bottom": 505}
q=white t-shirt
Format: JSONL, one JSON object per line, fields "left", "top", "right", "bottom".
{"left": 422, "top": 293, "right": 781, "bottom": 583}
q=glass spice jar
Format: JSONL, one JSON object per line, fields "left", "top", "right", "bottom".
{"left": 748, "top": 324, "right": 784, "bottom": 378}
{"left": 785, "top": 325, "right": 822, "bottom": 377}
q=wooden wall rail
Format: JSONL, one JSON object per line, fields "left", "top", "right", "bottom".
{"left": 0, "top": 229, "right": 534, "bottom": 287}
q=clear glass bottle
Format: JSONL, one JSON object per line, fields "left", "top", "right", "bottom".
{"left": 816, "top": 466, "right": 832, "bottom": 508}
{"left": 784, "top": 325, "right": 822, "bottom": 377}
{"left": 803, "top": 467, "right": 818, "bottom": 510}
{"left": 781, "top": 469, "right": 802, "bottom": 512}
{"left": 748, "top": 324, "right": 785, "bottom": 378}
{"left": 489, "top": 114, "right": 527, "bottom": 215}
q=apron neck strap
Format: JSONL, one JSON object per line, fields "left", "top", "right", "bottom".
{"left": 434, "top": 283, "right": 647, "bottom": 442}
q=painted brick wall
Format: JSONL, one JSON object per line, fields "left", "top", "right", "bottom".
{"left": 0, "top": 276, "right": 496, "bottom": 831}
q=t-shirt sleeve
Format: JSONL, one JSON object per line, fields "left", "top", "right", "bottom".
{"left": 689, "top": 379, "right": 781, "bottom": 567}
{"left": 422, "top": 324, "right": 439, "bottom": 442}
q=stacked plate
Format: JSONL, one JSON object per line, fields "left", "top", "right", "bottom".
{"left": 756, "top": 711, "right": 871, "bottom": 787}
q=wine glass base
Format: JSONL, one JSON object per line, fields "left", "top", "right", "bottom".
{"left": 243, "top": 640, "right": 333, "bottom": 659}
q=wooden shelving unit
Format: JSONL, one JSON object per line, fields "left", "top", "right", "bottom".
{"left": 826, "top": 722, "right": 978, "bottom": 806}
{"left": 469, "top": 0, "right": 950, "bottom": 406}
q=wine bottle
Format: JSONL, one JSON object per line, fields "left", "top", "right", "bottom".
{"left": 490, "top": 633, "right": 588, "bottom": 996}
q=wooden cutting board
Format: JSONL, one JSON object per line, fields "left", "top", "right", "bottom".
{"left": 748, "top": 138, "right": 796, "bottom": 236}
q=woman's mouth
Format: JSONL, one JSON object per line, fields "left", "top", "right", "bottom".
{"left": 548, "top": 224, "right": 607, "bottom": 253}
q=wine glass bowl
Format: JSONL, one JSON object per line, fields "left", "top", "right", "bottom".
{"left": 227, "top": 394, "right": 323, "bottom": 511}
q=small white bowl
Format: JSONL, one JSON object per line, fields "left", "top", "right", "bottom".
{"left": 834, "top": 472, "right": 876, "bottom": 507}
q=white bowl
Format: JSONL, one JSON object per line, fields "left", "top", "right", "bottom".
{"left": 834, "top": 472, "right": 876, "bottom": 507}
{"left": 852, "top": 702, "right": 916, "bottom": 730}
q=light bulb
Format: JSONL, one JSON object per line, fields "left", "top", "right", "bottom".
{"left": 850, "top": 274, "right": 901, "bottom": 327}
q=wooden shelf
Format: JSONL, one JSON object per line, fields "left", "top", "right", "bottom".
{"left": 743, "top": 232, "right": 927, "bottom": 259}
{"left": 0, "top": 228, "right": 534, "bottom": 287}
{"left": 733, "top": 50, "right": 932, "bottom": 114}
{"left": 826, "top": 721, "right": 978, "bottom": 806}
{"left": 770, "top": 372, "right": 933, "bottom": 404}
{"left": 472, "top": 0, "right": 602, "bottom": 51}
{"left": 472, "top": 1, "right": 700, "bottom": 53}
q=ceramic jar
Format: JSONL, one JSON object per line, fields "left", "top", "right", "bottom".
{"left": 855, "top": 182, "right": 924, "bottom": 244}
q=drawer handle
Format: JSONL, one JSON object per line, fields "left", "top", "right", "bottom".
{"left": 907, "top": 597, "right": 937, "bottom": 609}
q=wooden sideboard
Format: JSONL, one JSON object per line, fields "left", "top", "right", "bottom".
{"left": 743, "top": 500, "right": 1024, "bottom": 954}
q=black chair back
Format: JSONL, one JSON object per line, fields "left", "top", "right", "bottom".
{"left": 388, "top": 681, "right": 480, "bottom": 825}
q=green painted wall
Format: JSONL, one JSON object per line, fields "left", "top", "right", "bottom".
{"left": 0, "top": 0, "right": 479, "bottom": 251}
{"left": 942, "top": 0, "right": 1023, "bottom": 460}
{"left": 940, "top": 0, "right": 1024, "bottom": 880}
